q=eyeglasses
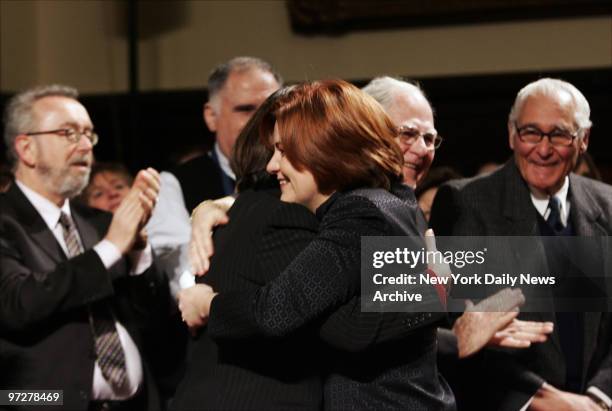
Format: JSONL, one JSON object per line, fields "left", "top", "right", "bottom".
{"left": 514, "top": 123, "right": 578, "bottom": 147}
{"left": 397, "top": 126, "right": 443, "bottom": 150}
{"left": 25, "top": 128, "right": 99, "bottom": 146}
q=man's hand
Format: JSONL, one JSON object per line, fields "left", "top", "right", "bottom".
{"left": 105, "top": 188, "right": 146, "bottom": 254}
{"left": 189, "top": 197, "right": 233, "bottom": 275}
{"left": 529, "top": 383, "right": 603, "bottom": 411}
{"left": 131, "top": 167, "right": 161, "bottom": 226}
{"left": 177, "top": 284, "right": 217, "bottom": 333}
{"left": 453, "top": 288, "right": 552, "bottom": 358}
{"left": 488, "top": 318, "right": 553, "bottom": 349}
{"left": 104, "top": 167, "right": 160, "bottom": 254}
{"left": 424, "top": 229, "right": 451, "bottom": 279}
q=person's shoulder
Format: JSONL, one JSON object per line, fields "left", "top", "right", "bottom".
{"left": 329, "top": 189, "right": 384, "bottom": 218}
{"left": 571, "top": 174, "right": 612, "bottom": 214}
{"left": 572, "top": 173, "right": 612, "bottom": 197}
{"left": 234, "top": 189, "right": 318, "bottom": 231}
{"left": 170, "top": 152, "right": 217, "bottom": 178}
{"left": 319, "top": 190, "right": 389, "bottom": 234}
{"left": 441, "top": 164, "right": 508, "bottom": 203}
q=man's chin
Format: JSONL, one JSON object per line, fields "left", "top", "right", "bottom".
{"left": 62, "top": 175, "right": 90, "bottom": 199}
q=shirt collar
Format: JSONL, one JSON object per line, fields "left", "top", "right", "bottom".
{"left": 529, "top": 176, "right": 570, "bottom": 224}
{"left": 214, "top": 142, "right": 236, "bottom": 180}
{"left": 15, "top": 179, "right": 72, "bottom": 230}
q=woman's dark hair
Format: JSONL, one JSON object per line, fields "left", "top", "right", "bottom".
{"left": 231, "top": 87, "right": 294, "bottom": 192}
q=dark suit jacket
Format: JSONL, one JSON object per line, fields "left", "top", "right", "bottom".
{"left": 207, "top": 184, "right": 454, "bottom": 411}
{"left": 0, "top": 184, "right": 167, "bottom": 411}
{"left": 171, "top": 188, "right": 322, "bottom": 410}
{"left": 171, "top": 152, "right": 230, "bottom": 213}
{"left": 430, "top": 161, "right": 612, "bottom": 411}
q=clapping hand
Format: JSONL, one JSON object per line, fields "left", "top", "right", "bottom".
{"left": 177, "top": 283, "right": 217, "bottom": 334}
{"left": 189, "top": 197, "right": 233, "bottom": 275}
{"left": 453, "top": 288, "right": 553, "bottom": 358}
{"left": 104, "top": 167, "right": 160, "bottom": 254}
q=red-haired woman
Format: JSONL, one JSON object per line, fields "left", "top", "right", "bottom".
{"left": 180, "top": 80, "right": 454, "bottom": 410}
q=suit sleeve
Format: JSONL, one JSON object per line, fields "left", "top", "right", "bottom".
{"left": 0, "top": 220, "right": 115, "bottom": 331}
{"left": 586, "top": 317, "right": 612, "bottom": 399}
{"left": 209, "top": 195, "right": 446, "bottom": 346}
{"left": 208, "top": 195, "right": 386, "bottom": 339}
{"left": 206, "top": 201, "right": 318, "bottom": 338}
{"left": 316, "top": 297, "right": 446, "bottom": 352}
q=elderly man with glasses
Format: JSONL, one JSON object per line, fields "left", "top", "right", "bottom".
{"left": 430, "top": 78, "right": 612, "bottom": 411}
{"left": 362, "top": 76, "right": 442, "bottom": 188}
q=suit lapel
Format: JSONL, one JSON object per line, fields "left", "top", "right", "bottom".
{"left": 568, "top": 174, "right": 606, "bottom": 236}
{"left": 71, "top": 205, "right": 100, "bottom": 251}
{"left": 6, "top": 184, "right": 66, "bottom": 263}
{"left": 501, "top": 163, "right": 567, "bottom": 354}
{"left": 568, "top": 175, "right": 609, "bottom": 383}
{"left": 501, "top": 162, "right": 540, "bottom": 236}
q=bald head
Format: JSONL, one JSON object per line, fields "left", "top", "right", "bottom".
{"left": 362, "top": 77, "right": 436, "bottom": 188}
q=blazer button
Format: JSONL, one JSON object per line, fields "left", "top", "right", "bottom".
{"left": 79, "top": 390, "right": 88, "bottom": 400}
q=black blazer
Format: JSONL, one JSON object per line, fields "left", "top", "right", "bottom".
{"left": 207, "top": 185, "right": 454, "bottom": 411}
{"left": 171, "top": 153, "right": 230, "bottom": 213}
{"left": 0, "top": 184, "right": 166, "bottom": 411}
{"left": 171, "top": 188, "right": 323, "bottom": 410}
{"left": 430, "top": 161, "right": 612, "bottom": 411}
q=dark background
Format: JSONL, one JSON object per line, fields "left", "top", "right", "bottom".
{"left": 1, "top": 67, "right": 610, "bottom": 182}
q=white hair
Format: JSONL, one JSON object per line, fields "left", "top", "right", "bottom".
{"left": 508, "top": 78, "right": 592, "bottom": 136}
{"left": 361, "top": 76, "right": 430, "bottom": 112}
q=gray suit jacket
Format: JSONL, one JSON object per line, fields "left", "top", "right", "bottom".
{"left": 430, "top": 161, "right": 612, "bottom": 411}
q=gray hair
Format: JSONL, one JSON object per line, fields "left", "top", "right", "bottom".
{"left": 3, "top": 84, "right": 79, "bottom": 169}
{"left": 207, "top": 56, "right": 282, "bottom": 110}
{"left": 362, "top": 76, "right": 430, "bottom": 113}
{"left": 508, "top": 78, "right": 592, "bottom": 136}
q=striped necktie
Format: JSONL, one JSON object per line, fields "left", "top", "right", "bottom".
{"left": 546, "top": 196, "right": 564, "bottom": 234}
{"left": 58, "top": 212, "right": 127, "bottom": 388}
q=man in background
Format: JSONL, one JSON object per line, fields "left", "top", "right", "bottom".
{"left": 362, "top": 76, "right": 442, "bottom": 188}
{"left": 430, "top": 78, "right": 612, "bottom": 411}
{"left": 147, "top": 56, "right": 281, "bottom": 297}
{"left": 0, "top": 84, "right": 164, "bottom": 410}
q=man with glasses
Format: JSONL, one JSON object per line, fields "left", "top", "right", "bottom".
{"left": 430, "top": 78, "right": 612, "bottom": 411}
{"left": 0, "top": 84, "right": 167, "bottom": 410}
{"left": 362, "top": 76, "right": 442, "bottom": 188}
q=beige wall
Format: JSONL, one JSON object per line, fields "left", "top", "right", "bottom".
{"left": 1, "top": 0, "right": 127, "bottom": 93}
{"left": 2, "top": 0, "right": 611, "bottom": 93}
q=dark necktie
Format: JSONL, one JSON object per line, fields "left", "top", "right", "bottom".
{"left": 546, "top": 196, "right": 564, "bottom": 234}
{"left": 58, "top": 212, "right": 127, "bottom": 388}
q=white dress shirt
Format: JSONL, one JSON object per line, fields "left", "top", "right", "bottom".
{"left": 529, "top": 176, "right": 570, "bottom": 226}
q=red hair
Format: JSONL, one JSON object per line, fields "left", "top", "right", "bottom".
{"left": 261, "top": 80, "right": 403, "bottom": 194}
